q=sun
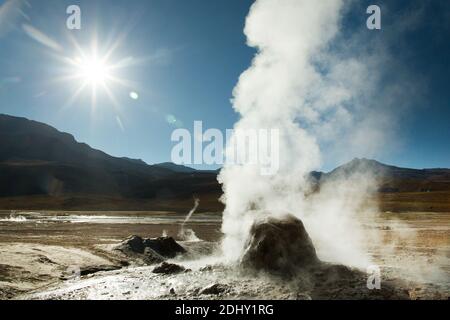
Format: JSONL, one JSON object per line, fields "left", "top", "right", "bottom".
{"left": 75, "top": 55, "right": 111, "bottom": 86}
{"left": 56, "top": 34, "right": 139, "bottom": 116}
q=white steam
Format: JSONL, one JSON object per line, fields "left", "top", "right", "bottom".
{"left": 178, "top": 198, "right": 201, "bottom": 241}
{"left": 219, "top": 0, "right": 383, "bottom": 267}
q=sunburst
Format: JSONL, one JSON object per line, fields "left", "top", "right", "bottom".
{"left": 74, "top": 55, "right": 110, "bottom": 85}
{"left": 58, "top": 34, "right": 138, "bottom": 114}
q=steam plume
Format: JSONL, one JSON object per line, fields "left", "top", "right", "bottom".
{"left": 219, "top": 0, "right": 381, "bottom": 267}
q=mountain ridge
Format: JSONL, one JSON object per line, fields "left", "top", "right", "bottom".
{"left": 0, "top": 114, "right": 449, "bottom": 212}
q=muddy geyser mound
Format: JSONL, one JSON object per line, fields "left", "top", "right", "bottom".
{"left": 240, "top": 214, "right": 411, "bottom": 299}
{"left": 241, "top": 215, "right": 320, "bottom": 277}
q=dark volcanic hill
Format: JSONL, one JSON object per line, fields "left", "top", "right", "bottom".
{"left": 0, "top": 114, "right": 222, "bottom": 211}
{"left": 0, "top": 114, "right": 449, "bottom": 212}
{"left": 314, "top": 158, "right": 450, "bottom": 212}
{"left": 323, "top": 158, "right": 450, "bottom": 193}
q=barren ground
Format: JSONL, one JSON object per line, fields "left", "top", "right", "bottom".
{"left": 0, "top": 210, "right": 448, "bottom": 300}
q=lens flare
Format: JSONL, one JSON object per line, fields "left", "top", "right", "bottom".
{"left": 129, "top": 91, "right": 139, "bottom": 100}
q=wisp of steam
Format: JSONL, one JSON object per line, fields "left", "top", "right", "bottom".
{"left": 219, "top": 0, "right": 385, "bottom": 268}
{"left": 178, "top": 198, "right": 201, "bottom": 241}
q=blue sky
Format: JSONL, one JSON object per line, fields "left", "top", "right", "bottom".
{"left": 0, "top": 0, "right": 448, "bottom": 171}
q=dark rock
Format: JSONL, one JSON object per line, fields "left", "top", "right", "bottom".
{"left": 143, "top": 247, "right": 165, "bottom": 264}
{"left": 200, "top": 283, "right": 230, "bottom": 295}
{"left": 59, "top": 265, "right": 121, "bottom": 280}
{"left": 119, "top": 260, "right": 130, "bottom": 267}
{"left": 240, "top": 214, "right": 319, "bottom": 277}
{"left": 143, "top": 237, "right": 186, "bottom": 258}
{"left": 115, "top": 235, "right": 187, "bottom": 265}
{"left": 79, "top": 265, "right": 121, "bottom": 276}
{"left": 116, "top": 235, "right": 145, "bottom": 253}
{"left": 153, "top": 262, "right": 186, "bottom": 274}
{"left": 199, "top": 265, "right": 214, "bottom": 272}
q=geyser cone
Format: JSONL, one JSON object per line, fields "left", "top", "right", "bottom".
{"left": 240, "top": 214, "right": 320, "bottom": 277}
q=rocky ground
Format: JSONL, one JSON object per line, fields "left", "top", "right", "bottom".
{"left": 11, "top": 237, "right": 412, "bottom": 300}
{"left": 16, "top": 263, "right": 411, "bottom": 300}
{"left": 0, "top": 211, "right": 448, "bottom": 300}
{"left": 13, "top": 240, "right": 447, "bottom": 300}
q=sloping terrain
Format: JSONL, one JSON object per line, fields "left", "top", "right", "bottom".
{"left": 0, "top": 114, "right": 448, "bottom": 212}
{"left": 0, "top": 114, "right": 222, "bottom": 212}
{"left": 321, "top": 158, "right": 450, "bottom": 212}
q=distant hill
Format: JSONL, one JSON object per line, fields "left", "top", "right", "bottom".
{"left": 0, "top": 114, "right": 182, "bottom": 176}
{"left": 0, "top": 114, "right": 221, "bottom": 212}
{"left": 0, "top": 114, "right": 448, "bottom": 212}
{"left": 322, "top": 158, "right": 450, "bottom": 193}
{"left": 154, "top": 162, "right": 197, "bottom": 173}
{"left": 314, "top": 158, "right": 450, "bottom": 212}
